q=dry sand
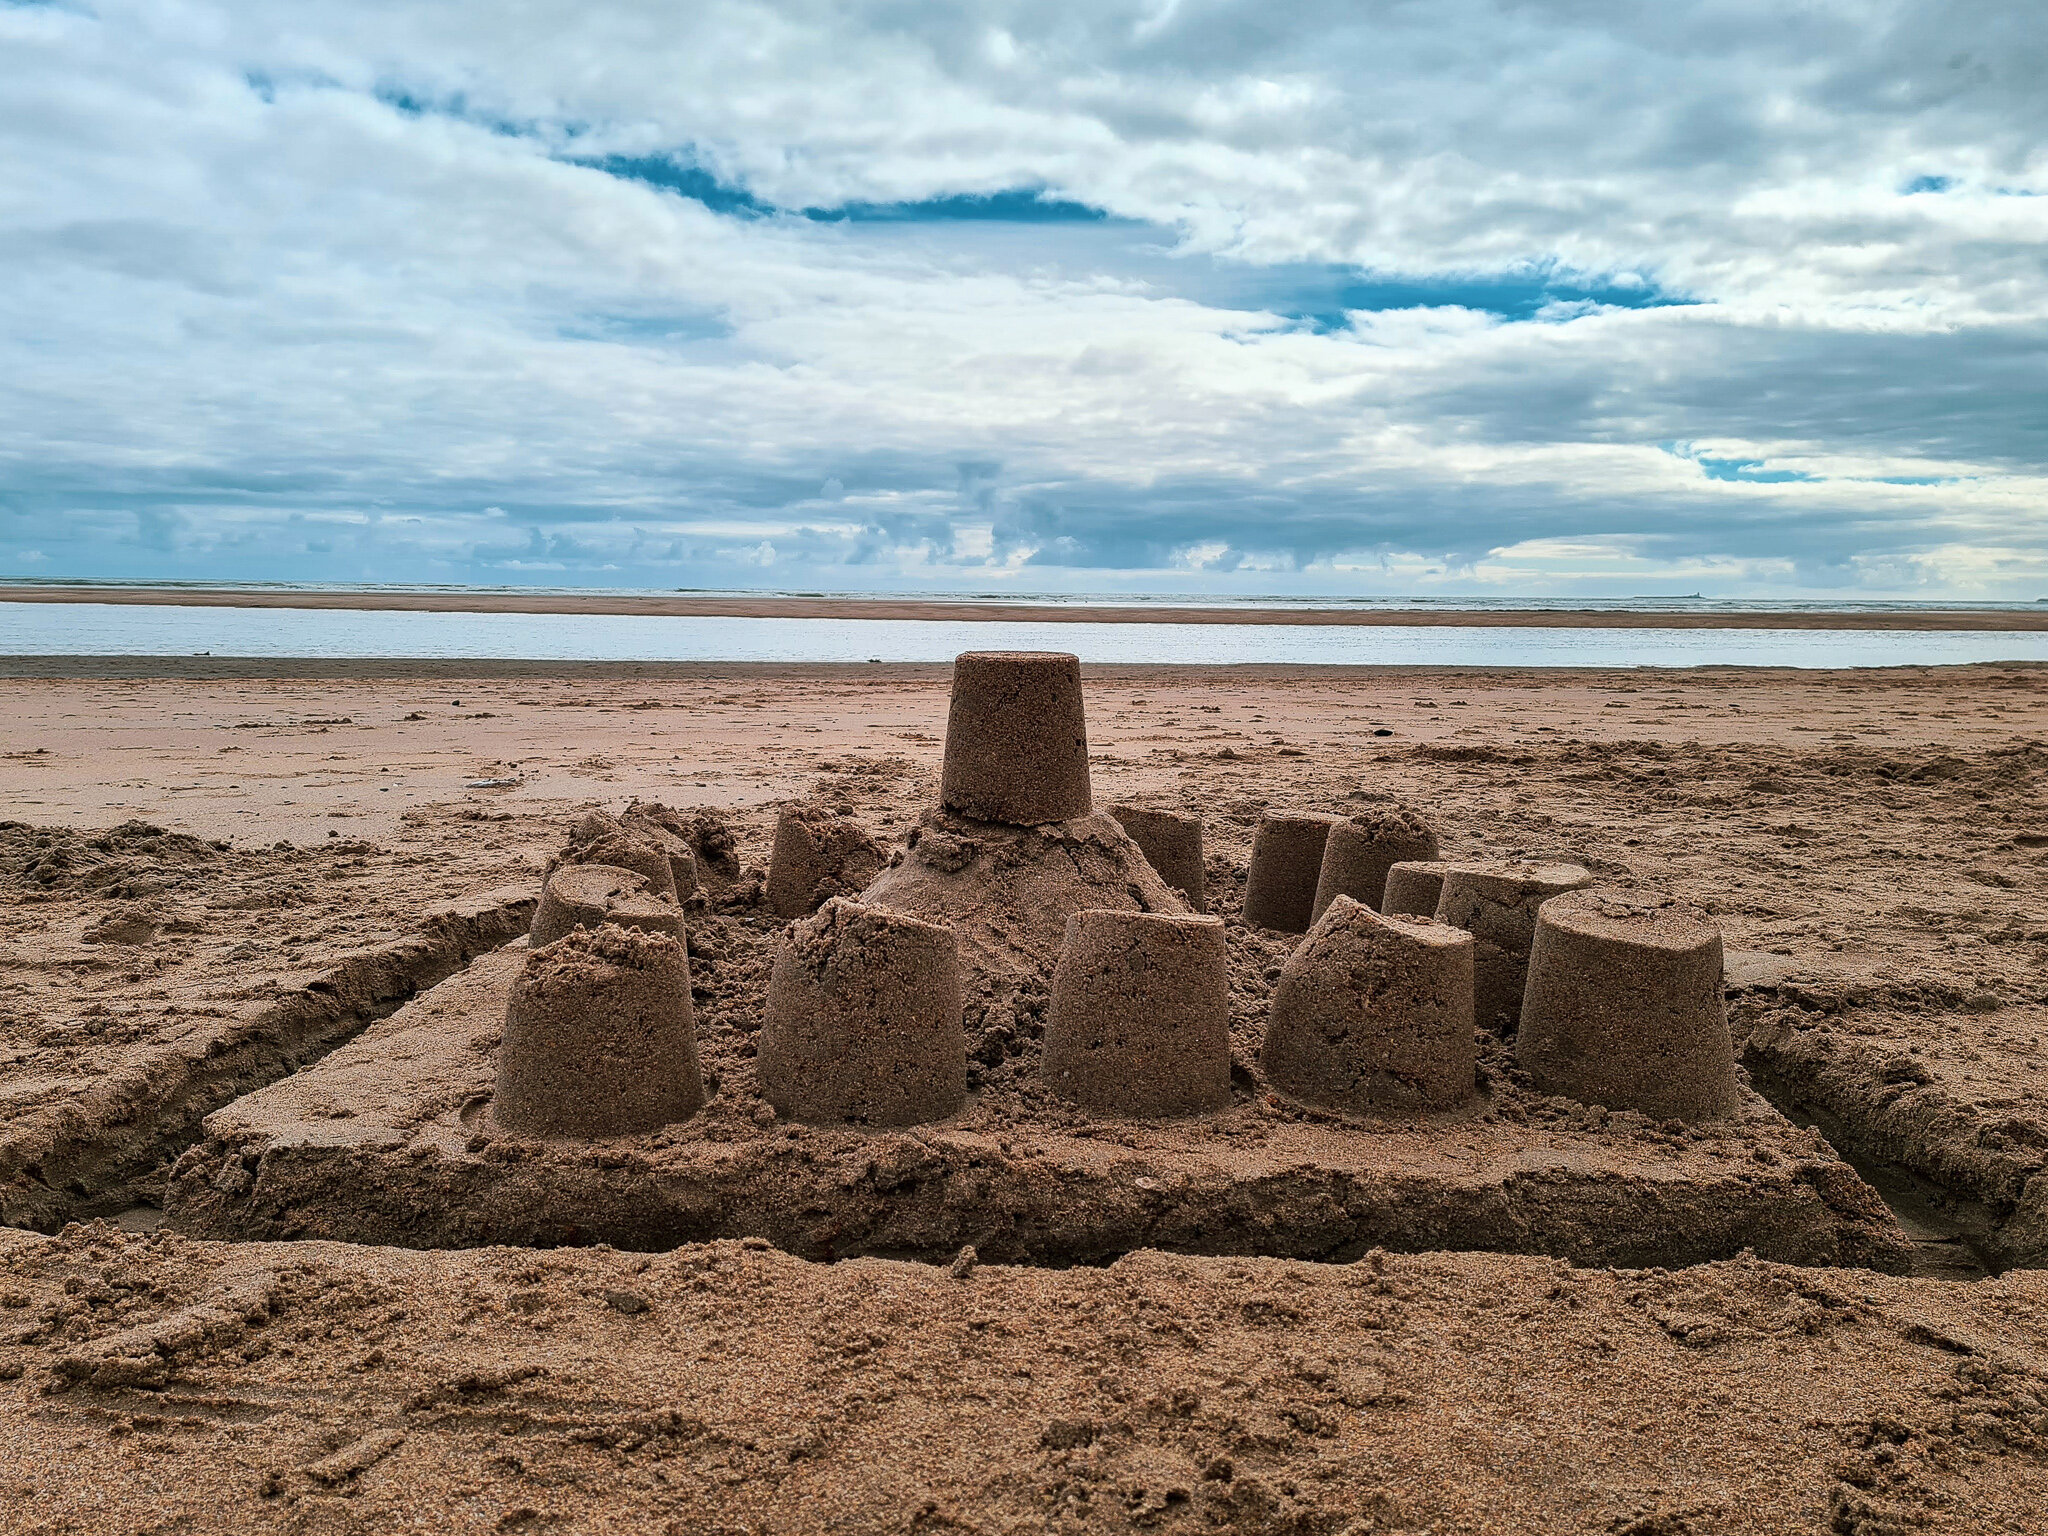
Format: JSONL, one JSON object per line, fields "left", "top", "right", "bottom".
{"left": 4, "top": 661, "right": 2048, "bottom": 1531}
{"left": 6, "top": 1223, "right": 2047, "bottom": 1535}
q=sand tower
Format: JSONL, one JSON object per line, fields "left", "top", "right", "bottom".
{"left": 767, "top": 803, "right": 885, "bottom": 919}
{"left": 1433, "top": 861, "right": 1593, "bottom": 1033}
{"left": 494, "top": 924, "right": 704, "bottom": 1138}
{"left": 551, "top": 826, "right": 677, "bottom": 903}
{"left": 529, "top": 864, "right": 684, "bottom": 949}
{"left": 861, "top": 653, "right": 1190, "bottom": 999}
{"left": 1042, "top": 910, "right": 1231, "bottom": 1117}
{"left": 1261, "top": 897, "right": 1476, "bottom": 1114}
{"left": 940, "top": 651, "right": 1092, "bottom": 824}
{"left": 1243, "top": 813, "right": 1340, "bottom": 933}
{"left": 1381, "top": 860, "right": 1450, "bottom": 918}
{"left": 1310, "top": 805, "right": 1440, "bottom": 922}
{"left": 1109, "top": 805, "right": 1207, "bottom": 912}
{"left": 1518, "top": 891, "right": 1739, "bottom": 1121}
{"left": 758, "top": 898, "right": 965, "bottom": 1126}
{"left": 619, "top": 808, "right": 701, "bottom": 898}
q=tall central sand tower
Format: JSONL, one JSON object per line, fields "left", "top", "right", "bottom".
{"left": 859, "top": 651, "right": 1190, "bottom": 997}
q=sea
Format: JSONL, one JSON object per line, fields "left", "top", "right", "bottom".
{"left": 2, "top": 586, "right": 2046, "bottom": 668}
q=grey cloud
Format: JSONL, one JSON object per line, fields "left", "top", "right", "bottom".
{"left": 1, "top": 1, "right": 2045, "bottom": 598}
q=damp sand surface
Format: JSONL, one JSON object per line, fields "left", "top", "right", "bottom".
{"left": 3, "top": 665, "right": 2048, "bottom": 1526}
{"left": 4, "top": 1223, "right": 2047, "bottom": 1535}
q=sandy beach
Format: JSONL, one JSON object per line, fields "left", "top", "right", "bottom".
{"left": 3, "top": 661, "right": 2046, "bottom": 1533}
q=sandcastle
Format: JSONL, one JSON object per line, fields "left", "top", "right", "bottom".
{"left": 1109, "top": 805, "right": 1206, "bottom": 911}
{"left": 1243, "top": 813, "right": 1339, "bottom": 932}
{"left": 1518, "top": 891, "right": 1740, "bottom": 1122}
{"left": 1042, "top": 909, "right": 1231, "bottom": 1117}
{"left": 1433, "top": 860, "right": 1594, "bottom": 1032}
{"left": 494, "top": 924, "right": 705, "bottom": 1138}
{"left": 862, "top": 652, "right": 1189, "bottom": 996}
{"left": 529, "top": 863, "right": 684, "bottom": 948}
{"left": 758, "top": 898, "right": 964, "bottom": 1126}
{"left": 1262, "top": 897, "right": 1476, "bottom": 1115}
{"left": 1311, "top": 805, "right": 1439, "bottom": 921}
{"left": 767, "top": 802, "right": 885, "bottom": 919}
{"left": 1381, "top": 859, "right": 1450, "bottom": 918}
{"left": 160, "top": 657, "right": 1914, "bottom": 1274}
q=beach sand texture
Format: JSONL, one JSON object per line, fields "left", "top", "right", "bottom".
{"left": 4, "top": 660, "right": 2048, "bottom": 1532}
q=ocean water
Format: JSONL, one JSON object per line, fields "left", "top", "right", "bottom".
{"left": 3, "top": 601, "right": 2047, "bottom": 668}
{"left": 5, "top": 579, "right": 2046, "bottom": 617}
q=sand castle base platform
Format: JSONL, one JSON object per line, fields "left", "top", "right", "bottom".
{"left": 164, "top": 944, "right": 1912, "bottom": 1272}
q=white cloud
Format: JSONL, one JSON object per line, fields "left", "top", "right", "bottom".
{"left": 0, "top": 1, "right": 2044, "bottom": 596}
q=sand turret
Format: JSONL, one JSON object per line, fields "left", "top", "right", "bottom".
{"left": 1243, "top": 813, "right": 1339, "bottom": 933}
{"left": 1381, "top": 860, "right": 1450, "bottom": 918}
{"left": 767, "top": 803, "right": 885, "bottom": 919}
{"left": 1518, "top": 891, "right": 1739, "bottom": 1122}
{"left": 529, "top": 863, "right": 684, "bottom": 949}
{"left": 1109, "top": 805, "right": 1207, "bottom": 911}
{"left": 1434, "top": 861, "right": 1594, "bottom": 1032}
{"left": 1261, "top": 897, "right": 1475, "bottom": 1114}
{"left": 494, "top": 924, "right": 704, "bottom": 1138}
{"left": 758, "top": 898, "right": 965, "bottom": 1126}
{"left": 939, "top": 651, "right": 1092, "bottom": 824}
{"left": 1042, "top": 910, "right": 1231, "bottom": 1117}
{"left": 619, "top": 808, "right": 701, "bottom": 898}
{"left": 552, "top": 825, "right": 677, "bottom": 903}
{"left": 1311, "top": 805, "right": 1440, "bottom": 922}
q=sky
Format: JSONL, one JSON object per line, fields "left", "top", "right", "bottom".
{"left": 2, "top": 0, "right": 2045, "bottom": 600}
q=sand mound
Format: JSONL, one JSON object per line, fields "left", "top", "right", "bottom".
{"left": 1, "top": 819, "right": 223, "bottom": 898}
{"left": 858, "top": 806, "right": 1190, "bottom": 999}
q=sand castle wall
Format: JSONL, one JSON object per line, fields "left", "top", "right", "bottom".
{"left": 1042, "top": 909, "right": 1231, "bottom": 1118}
{"left": 758, "top": 899, "right": 965, "bottom": 1127}
{"left": 1310, "top": 807, "right": 1439, "bottom": 921}
{"left": 1518, "top": 891, "right": 1740, "bottom": 1122}
{"left": 1433, "top": 861, "right": 1593, "bottom": 1032}
{"left": 1108, "top": 805, "right": 1206, "bottom": 912}
{"left": 170, "top": 945, "right": 1913, "bottom": 1272}
{"left": 494, "top": 924, "right": 705, "bottom": 1139}
{"left": 939, "top": 651, "right": 1092, "bottom": 824}
{"left": 1262, "top": 897, "right": 1476, "bottom": 1115}
{"left": 1243, "top": 813, "right": 1339, "bottom": 932}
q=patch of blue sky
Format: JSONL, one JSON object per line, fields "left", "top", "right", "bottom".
{"left": 581, "top": 155, "right": 771, "bottom": 215}
{"left": 1695, "top": 457, "right": 1820, "bottom": 484}
{"left": 802, "top": 190, "right": 1110, "bottom": 224}
{"left": 1246, "top": 261, "right": 1692, "bottom": 331}
{"left": 555, "top": 311, "right": 733, "bottom": 346}
{"left": 372, "top": 84, "right": 559, "bottom": 142}
{"left": 1902, "top": 174, "right": 1955, "bottom": 194}
{"left": 579, "top": 155, "right": 1109, "bottom": 225}
{"left": 577, "top": 153, "right": 1685, "bottom": 325}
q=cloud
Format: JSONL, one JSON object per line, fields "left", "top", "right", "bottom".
{"left": 0, "top": 0, "right": 2045, "bottom": 596}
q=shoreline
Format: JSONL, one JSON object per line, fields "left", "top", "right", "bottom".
{"left": 5, "top": 584, "right": 2048, "bottom": 631}
{"left": 3, "top": 654, "right": 2043, "bottom": 681}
